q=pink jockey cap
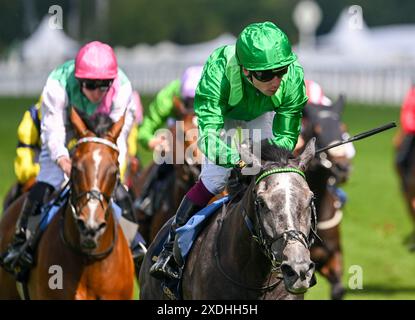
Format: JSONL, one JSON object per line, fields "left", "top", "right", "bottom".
{"left": 75, "top": 41, "right": 118, "bottom": 79}
{"left": 180, "top": 65, "right": 204, "bottom": 99}
{"left": 305, "top": 79, "right": 332, "bottom": 106}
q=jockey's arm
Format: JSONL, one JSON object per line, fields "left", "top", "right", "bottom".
{"left": 269, "top": 69, "right": 308, "bottom": 152}
{"left": 40, "top": 78, "right": 70, "bottom": 163}
{"left": 137, "top": 80, "right": 180, "bottom": 150}
{"left": 110, "top": 79, "right": 137, "bottom": 180}
{"left": 269, "top": 103, "right": 305, "bottom": 151}
{"left": 195, "top": 60, "right": 240, "bottom": 168}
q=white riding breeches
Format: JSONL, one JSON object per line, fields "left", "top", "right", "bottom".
{"left": 200, "top": 112, "right": 275, "bottom": 195}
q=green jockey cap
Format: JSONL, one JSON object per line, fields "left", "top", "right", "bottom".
{"left": 236, "top": 21, "right": 296, "bottom": 71}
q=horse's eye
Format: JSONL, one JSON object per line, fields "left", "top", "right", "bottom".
{"left": 256, "top": 198, "right": 265, "bottom": 208}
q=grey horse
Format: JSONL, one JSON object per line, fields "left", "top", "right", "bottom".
{"left": 139, "top": 138, "right": 317, "bottom": 299}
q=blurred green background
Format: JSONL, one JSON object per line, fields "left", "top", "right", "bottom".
{"left": 1, "top": 97, "right": 414, "bottom": 300}
{"left": 1, "top": 0, "right": 414, "bottom": 53}
{"left": 1, "top": 0, "right": 415, "bottom": 301}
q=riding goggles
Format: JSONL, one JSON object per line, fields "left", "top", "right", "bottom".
{"left": 250, "top": 66, "right": 289, "bottom": 82}
{"left": 80, "top": 79, "right": 113, "bottom": 92}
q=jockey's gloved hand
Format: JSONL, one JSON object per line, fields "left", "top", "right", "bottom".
{"left": 234, "top": 159, "right": 247, "bottom": 174}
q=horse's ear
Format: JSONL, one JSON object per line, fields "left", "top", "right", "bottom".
{"left": 70, "top": 107, "right": 92, "bottom": 138}
{"left": 173, "top": 96, "right": 186, "bottom": 115}
{"left": 106, "top": 111, "right": 125, "bottom": 143}
{"left": 332, "top": 94, "right": 346, "bottom": 115}
{"left": 297, "top": 137, "right": 316, "bottom": 172}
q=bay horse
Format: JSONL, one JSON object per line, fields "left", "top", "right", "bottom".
{"left": 0, "top": 108, "right": 134, "bottom": 299}
{"left": 298, "top": 95, "right": 352, "bottom": 300}
{"left": 139, "top": 139, "right": 317, "bottom": 299}
{"left": 134, "top": 111, "right": 201, "bottom": 244}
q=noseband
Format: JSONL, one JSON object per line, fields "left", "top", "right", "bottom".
{"left": 60, "top": 136, "right": 120, "bottom": 260}
{"left": 214, "top": 167, "right": 319, "bottom": 292}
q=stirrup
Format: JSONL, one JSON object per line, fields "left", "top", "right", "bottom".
{"left": 1, "top": 240, "right": 34, "bottom": 275}
{"left": 150, "top": 250, "right": 181, "bottom": 280}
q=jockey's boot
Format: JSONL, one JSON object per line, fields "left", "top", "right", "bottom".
{"left": 1, "top": 182, "right": 54, "bottom": 274}
{"left": 115, "top": 182, "right": 147, "bottom": 271}
{"left": 149, "top": 195, "right": 201, "bottom": 280}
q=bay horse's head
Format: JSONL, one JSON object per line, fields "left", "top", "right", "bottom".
{"left": 303, "top": 95, "right": 352, "bottom": 183}
{"left": 69, "top": 107, "right": 124, "bottom": 253}
{"left": 238, "top": 138, "right": 317, "bottom": 294}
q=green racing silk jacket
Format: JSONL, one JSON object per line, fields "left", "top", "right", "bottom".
{"left": 137, "top": 80, "right": 181, "bottom": 149}
{"left": 194, "top": 45, "right": 308, "bottom": 168}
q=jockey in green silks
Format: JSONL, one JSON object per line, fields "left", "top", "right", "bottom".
{"left": 150, "top": 21, "right": 308, "bottom": 280}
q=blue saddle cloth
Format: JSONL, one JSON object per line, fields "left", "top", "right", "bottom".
{"left": 175, "top": 195, "right": 230, "bottom": 262}
{"left": 157, "top": 195, "right": 230, "bottom": 300}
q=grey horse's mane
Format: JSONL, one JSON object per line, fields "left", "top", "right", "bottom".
{"left": 260, "top": 140, "right": 294, "bottom": 166}
{"left": 226, "top": 140, "right": 294, "bottom": 197}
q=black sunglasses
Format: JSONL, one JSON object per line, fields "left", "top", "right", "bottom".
{"left": 80, "top": 79, "right": 113, "bottom": 92}
{"left": 250, "top": 66, "right": 289, "bottom": 82}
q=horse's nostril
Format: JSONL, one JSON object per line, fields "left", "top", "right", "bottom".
{"left": 97, "top": 222, "right": 107, "bottom": 232}
{"left": 309, "top": 262, "right": 315, "bottom": 271}
{"left": 77, "top": 219, "right": 86, "bottom": 231}
{"left": 281, "top": 264, "right": 297, "bottom": 278}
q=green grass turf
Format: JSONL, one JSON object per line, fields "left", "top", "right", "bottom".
{"left": 306, "top": 104, "right": 415, "bottom": 300}
{"left": 0, "top": 97, "right": 414, "bottom": 299}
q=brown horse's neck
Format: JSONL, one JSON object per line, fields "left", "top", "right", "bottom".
{"left": 218, "top": 182, "right": 273, "bottom": 285}
{"left": 63, "top": 204, "right": 116, "bottom": 261}
{"left": 307, "top": 166, "right": 333, "bottom": 220}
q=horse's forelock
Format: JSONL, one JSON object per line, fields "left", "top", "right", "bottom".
{"left": 89, "top": 114, "right": 114, "bottom": 137}
{"left": 260, "top": 140, "right": 293, "bottom": 166}
{"left": 76, "top": 109, "right": 114, "bottom": 138}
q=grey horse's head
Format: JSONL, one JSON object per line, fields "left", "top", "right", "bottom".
{"left": 239, "top": 138, "right": 317, "bottom": 294}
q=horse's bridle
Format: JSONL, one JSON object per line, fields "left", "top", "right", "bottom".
{"left": 214, "top": 167, "right": 319, "bottom": 292}
{"left": 243, "top": 167, "right": 320, "bottom": 273}
{"left": 60, "top": 136, "right": 120, "bottom": 260}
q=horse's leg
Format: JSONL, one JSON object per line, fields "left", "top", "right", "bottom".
{"left": 405, "top": 189, "right": 415, "bottom": 225}
{"left": 312, "top": 189, "right": 345, "bottom": 300}
{"left": 397, "top": 145, "right": 415, "bottom": 235}
{"left": 328, "top": 251, "right": 344, "bottom": 300}
{"left": 401, "top": 191, "right": 415, "bottom": 250}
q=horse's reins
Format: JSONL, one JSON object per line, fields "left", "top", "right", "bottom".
{"left": 215, "top": 167, "right": 319, "bottom": 292}
{"left": 59, "top": 136, "right": 120, "bottom": 260}
{"left": 215, "top": 194, "right": 282, "bottom": 292}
